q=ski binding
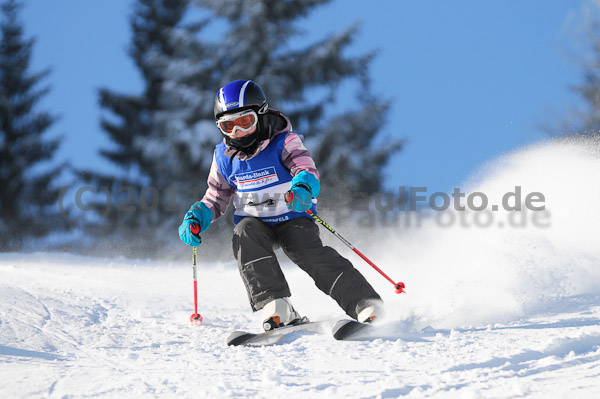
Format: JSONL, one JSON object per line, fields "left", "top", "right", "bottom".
{"left": 226, "top": 319, "right": 324, "bottom": 346}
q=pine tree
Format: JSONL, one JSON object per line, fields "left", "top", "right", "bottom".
{"left": 194, "top": 0, "right": 403, "bottom": 206}
{"left": 82, "top": 0, "right": 219, "bottom": 257}
{"left": 554, "top": 2, "right": 600, "bottom": 136}
{"left": 90, "top": 0, "right": 403, "bottom": 257}
{"left": 572, "top": 15, "right": 600, "bottom": 135}
{"left": 0, "top": 0, "right": 64, "bottom": 251}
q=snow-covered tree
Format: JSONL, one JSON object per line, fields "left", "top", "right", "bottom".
{"left": 89, "top": 0, "right": 403, "bottom": 257}
{"left": 572, "top": 15, "right": 600, "bottom": 135}
{"left": 82, "top": 0, "right": 220, "bottom": 257}
{"left": 195, "top": 0, "right": 403, "bottom": 200}
{"left": 551, "top": 1, "right": 600, "bottom": 137}
{"left": 0, "top": 0, "right": 65, "bottom": 251}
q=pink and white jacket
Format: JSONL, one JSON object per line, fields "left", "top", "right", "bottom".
{"left": 200, "top": 109, "right": 319, "bottom": 225}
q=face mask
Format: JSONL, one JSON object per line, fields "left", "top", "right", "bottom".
{"left": 228, "top": 133, "right": 258, "bottom": 154}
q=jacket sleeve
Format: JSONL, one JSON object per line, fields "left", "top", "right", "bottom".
{"left": 200, "top": 155, "right": 235, "bottom": 222}
{"left": 281, "top": 132, "right": 319, "bottom": 180}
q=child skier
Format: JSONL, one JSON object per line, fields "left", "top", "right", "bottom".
{"left": 179, "top": 79, "right": 382, "bottom": 331}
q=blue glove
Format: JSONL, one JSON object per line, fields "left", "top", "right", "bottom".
{"left": 178, "top": 202, "right": 213, "bottom": 246}
{"left": 285, "top": 171, "right": 320, "bottom": 213}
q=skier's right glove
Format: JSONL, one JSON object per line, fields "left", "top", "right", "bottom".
{"left": 178, "top": 201, "right": 213, "bottom": 246}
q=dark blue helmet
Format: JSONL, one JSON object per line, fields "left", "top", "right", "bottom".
{"left": 213, "top": 79, "right": 268, "bottom": 120}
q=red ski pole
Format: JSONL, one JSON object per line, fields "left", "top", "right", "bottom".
{"left": 306, "top": 209, "right": 405, "bottom": 294}
{"left": 285, "top": 192, "right": 405, "bottom": 294}
{"left": 189, "top": 231, "right": 203, "bottom": 325}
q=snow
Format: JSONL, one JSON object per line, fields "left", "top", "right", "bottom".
{"left": 2, "top": 137, "right": 600, "bottom": 398}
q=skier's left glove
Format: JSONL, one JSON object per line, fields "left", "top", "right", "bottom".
{"left": 285, "top": 171, "right": 320, "bottom": 213}
{"left": 178, "top": 201, "right": 213, "bottom": 246}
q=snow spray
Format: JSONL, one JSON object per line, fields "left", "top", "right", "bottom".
{"left": 372, "top": 136, "right": 600, "bottom": 329}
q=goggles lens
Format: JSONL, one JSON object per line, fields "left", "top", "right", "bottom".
{"left": 217, "top": 110, "right": 258, "bottom": 136}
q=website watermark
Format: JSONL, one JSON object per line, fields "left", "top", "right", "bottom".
{"left": 58, "top": 185, "right": 550, "bottom": 229}
{"left": 318, "top": 186, "right": 549, "bottom": 229}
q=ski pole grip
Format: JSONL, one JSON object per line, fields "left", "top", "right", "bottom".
{"left": 190, "top": 222, "right": 200, "bottom": 236}
{"left": 284, "top": 190, "right": 293, "bottom": 204}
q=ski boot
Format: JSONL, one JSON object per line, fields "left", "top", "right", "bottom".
{"left": 261, "top": 297, "right": 305, "bottom": 331}
{"left": 356, "top": 299, "right": 385, "bottom": 324}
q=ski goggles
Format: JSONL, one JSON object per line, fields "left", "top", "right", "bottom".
{"left": 216, "top": 110, "right": 258, "bottom": 136}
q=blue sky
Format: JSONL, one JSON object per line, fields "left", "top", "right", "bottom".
{"left": 22, "top": 0, "right": 587, "bottom": 194}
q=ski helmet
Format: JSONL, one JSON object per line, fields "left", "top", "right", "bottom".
{"left": 213, "top": 79, "right": 268, "bottom": 120}
{"left": 213, "top": 80, "right": 270, "bottom": 155}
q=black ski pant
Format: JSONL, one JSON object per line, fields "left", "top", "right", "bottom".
{"left": 232, "top": 216, "right": 381, "bottom": 320}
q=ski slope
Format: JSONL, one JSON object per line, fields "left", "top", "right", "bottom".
{"left": 2, "top": 137, "right": 600, "bottom": 398}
